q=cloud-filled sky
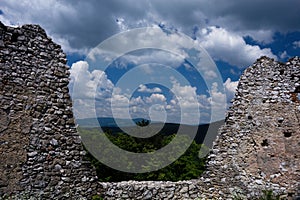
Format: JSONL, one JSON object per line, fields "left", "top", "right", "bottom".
{"left": 1, "top": 0, "right": 300, "bottom": 124}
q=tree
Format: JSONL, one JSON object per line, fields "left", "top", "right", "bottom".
{"left": 81, "top": 127, "right": 207, "bottom": 181}
{"left": 136, "top": 119, "right": 150, "bottom": 127}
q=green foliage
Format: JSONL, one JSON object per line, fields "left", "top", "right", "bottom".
{"left": 80, "top": 127, "right": 207, "bottom": 182}
{"left": 233, "top": 195, "right": 244, "bottom": 200}
{"left": 258, "top": 190, "right": 280, "bottom": 200}
{"left": 233, "top": 190, "right": 281, "bottom": 200}
{"left": 92, "top": 194, "right": 103, "bottom": 200}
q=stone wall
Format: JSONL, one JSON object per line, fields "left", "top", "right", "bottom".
{"left": 0, "top": 21, "right": 299, "bottom": 199}
{"left": 204, "top": 56, "right": 300, "bottom": 199}
{"left": 0, "top": 22, "right": 98, "bottom": 199}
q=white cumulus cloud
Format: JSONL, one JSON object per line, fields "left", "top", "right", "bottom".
{"left": 223, "top": 78, "right": 239, "bottom": 103}
{"left": 138, "top": 84, "right": 162, "bottom": 93}
{"left": 145, "top": 93, "right": 167, "bottom": 104}
{"left": 69, "top": 61, "right": 114, "bottom": 118}
{"left": 199, "top": 26, "right": 277, "bottom": 68}
{"left": 293, "top": 41, "right": 300, "bottom": 49}
{"left": 70, "top": 61, "right": 113, "bottom": 99}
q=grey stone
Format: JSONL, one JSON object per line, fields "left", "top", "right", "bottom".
{"left": 81, "top": 176, "right": 87, "bottom": 182}
{"left": 19, "top": 45, "right": 27, "bottom": 51}
{"left": 17, "top": 35, "right": 26, "bottom": 41}
{"left": 50, "top": 138, "right": 58, "bottom": 146}
{"left": 28, "top": 151, "right": 38, "bottom": 157}
{"left": 54, "top": 164, "right": 62, "bottom": 171}
{"left": 179, "top": 186, "right": 189, "bottom": 193}
{"left": 0, "top": 40, "right": 5, "bottom": 47}
{"left": 44, "top": 127, "right": 51, "bottom": 131}
{"left": 143, "top": 190, "right": 152, "bottom": 200}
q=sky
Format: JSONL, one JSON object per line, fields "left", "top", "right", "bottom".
{"left": 1, "top": 0, "right": 300, "bottom": 125}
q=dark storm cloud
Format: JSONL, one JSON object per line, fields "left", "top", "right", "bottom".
{"left": 141, "top": 0, "right": 300, "bottom": 33}
{"left": 205, "top": 0, "right": 300, "bottom": 32}
{"left": 43, "top": 0, "right": 151, "bottom": 49}
{"left": 1, "top": 0, "right": 299, "bottom": 52}
{"left": 0, "top": 0, "right": 152, "bottom": 51}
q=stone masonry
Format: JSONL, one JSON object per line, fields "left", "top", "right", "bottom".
{"left": 0, "top": 21, "right": 299, "bottom": 199}
{"left": 203, "top": 56, "right": 300, "bottom": 199}
{"left": 0, "top": 22, "right": 98, "bottom": 199}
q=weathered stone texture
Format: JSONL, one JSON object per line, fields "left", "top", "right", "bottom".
{"left": 205, "top": 56, "right": 300, "bottom": 199}
{"left": 0, "top": 22, "right": 98, "bottom": 199}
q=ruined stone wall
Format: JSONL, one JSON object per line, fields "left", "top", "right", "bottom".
{"left": 204, "top": 56, "right": 300, "bottom": 199}
{"left": 0, "top": 21, "right": 299, "bottom": 200}
{"left": 0, "top": 22, "right": 98, "bottom": 199}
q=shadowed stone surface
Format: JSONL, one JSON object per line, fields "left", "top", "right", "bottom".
{"left": 0, "top": 21, "right": 98, "bottom": 199}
